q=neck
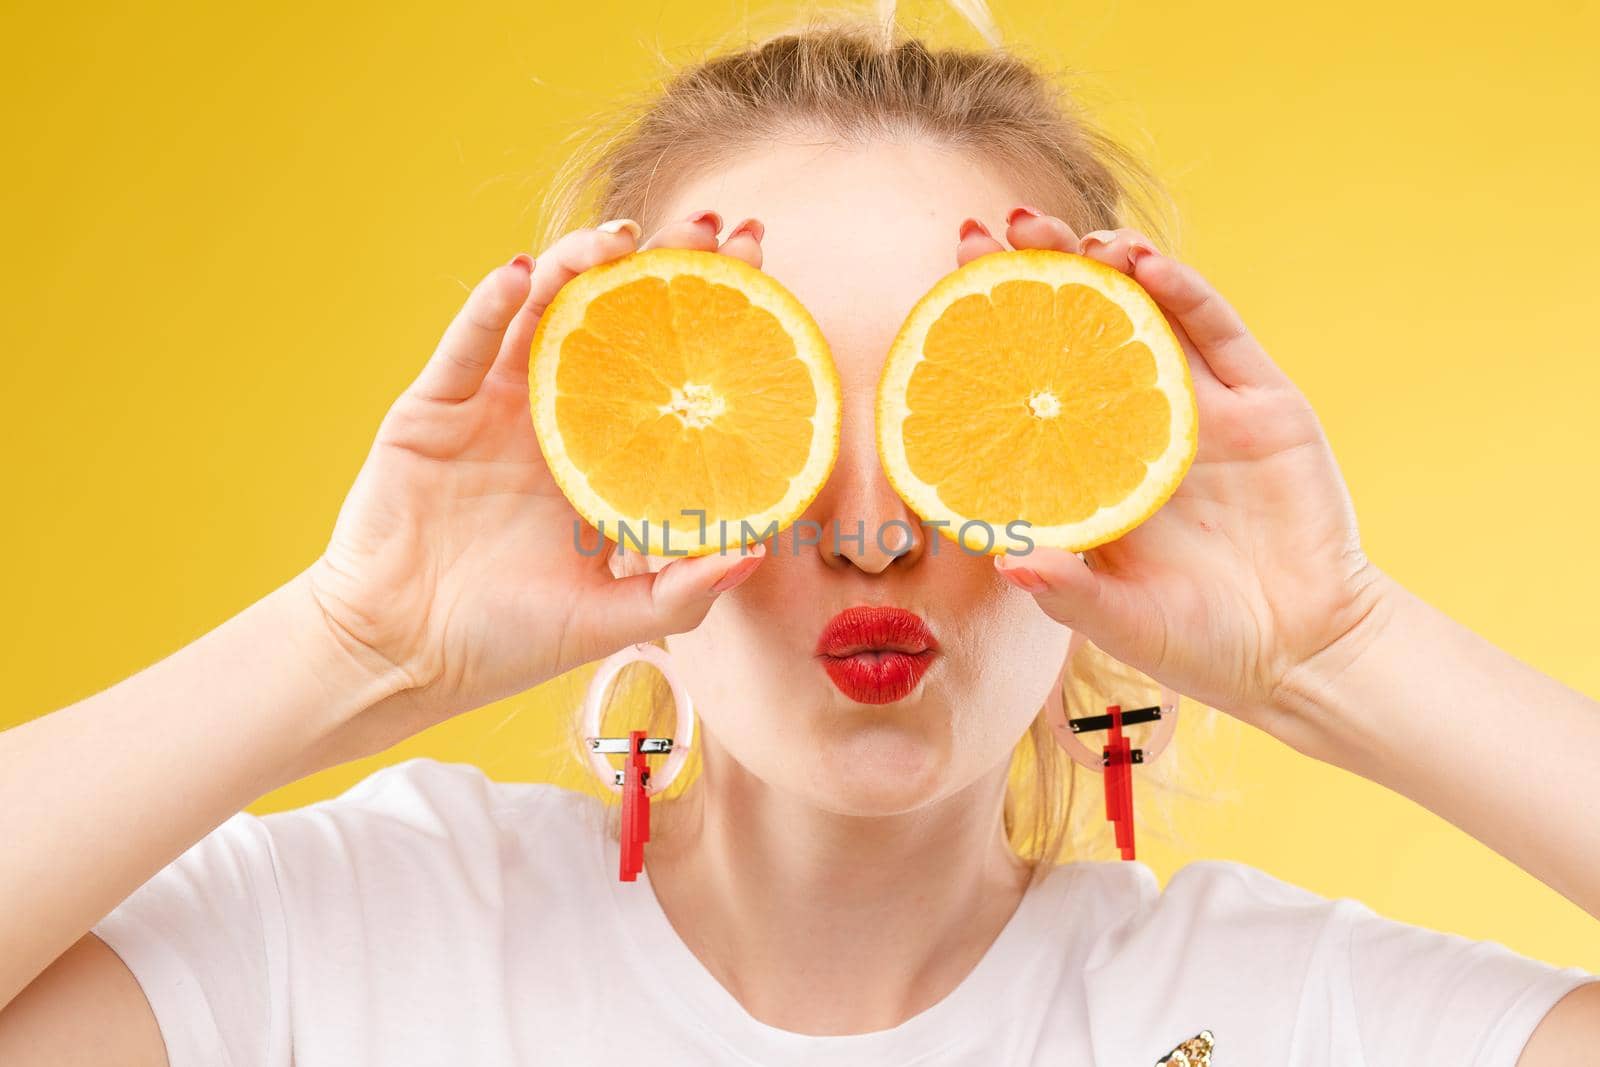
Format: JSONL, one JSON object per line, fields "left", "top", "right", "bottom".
{"left": 645, "top": 731, "right": 1034, "bottom": 1036}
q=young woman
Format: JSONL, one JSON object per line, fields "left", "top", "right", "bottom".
{"left": 2, "top": 9, "right": 1597, "bottom": 1065}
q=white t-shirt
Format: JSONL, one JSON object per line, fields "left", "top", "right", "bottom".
{"left": 92, "top": 757, "right": 1597, "bottom": 1066}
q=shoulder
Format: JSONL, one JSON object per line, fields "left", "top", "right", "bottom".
{"left": 1158, "top": 857, "right": 1362, "bottom": 920}
{"left": 1116, "top": 858, "right": 1367, "bottom": 962}
{"left": 1089, "top": 860, "right": 1360, "bottom": 997}
{"left": 1069, "top": 856, "right": 1357, "bottom": 944}
{"left": 302, "top": 756, "right": 602, "bottom": 832}
{"left": 1036, "top": 856, "right": 1357, "bottom": 972}
{"left": 256, "top": 758, "right": 611, "bottom": 893}
{"left": 1069, "top": 859, "right": 1371, "bottom": 1056}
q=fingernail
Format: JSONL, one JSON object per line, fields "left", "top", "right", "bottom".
{"left": 507, "top": 253, "right": 534, "bottom": 272}
{"left": 996, "top": 558, "right": 1049, "bottom": 593}
{"left": 1006, "top": 205, "right": 1043, "bottom": 226}
{"left": 1126, "top": 240, "right": 1158, "bottom": 271}
{"left": 727, "top": 217, "right": 764, "bottom": 242}
{"left": 689, "top": 210, "right": 723, "bottom": 233}
{"left": 597, "top": 218, "right": 642, "bottom": 239}
{"left": 1000, "top": 566, "right": 1048, "bottom": 593}
{"left": 959, "top": 217, "right": 993, "bottom": 242}
{"left": 1079, "top": 229, "right": 1118, "bottom": 251}
{"left": 710, "top": 553, "right": 762, "bottom": 593}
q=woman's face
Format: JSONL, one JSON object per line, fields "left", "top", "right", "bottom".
{"left": 638, "top": 137, "right": 1071, "bottom": 816}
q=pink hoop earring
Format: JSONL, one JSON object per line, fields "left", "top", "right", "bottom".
{"left": 1043, "top": 630, "right": 1180, "bottom": 862}
{"left": 582, "top": 642, "right": 695, "bottom": 883}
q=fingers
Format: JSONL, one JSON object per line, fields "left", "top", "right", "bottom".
{"left": 949, "top": 210, "right": 1228, "bottom": 396}
{"left": 1077, "top": 228, "right": 1286, "bottom": 391}
{"left": 955, "top": 206, "right": 1082, "bottom": 268}
{"left": 410, "top": 256, "right": 534, "bottom": 403}
{"left": 487, "top": 218, "right": 644, "bottom": 383}
{"left": 524, "top": 219, "right": 645, "bottom": 324}
{"left": 1075, "top": 227, "right": 1149, "bottom": 274}
{"left": 719, "top": 217, "right": 764, "bottom": 269}
{"left": 1004, "top": 205, "right": 1081, "bottom": 253}
{"left": 633, "top": 207, "right": 764, "bottom": 267}
{"left": 572, "top": 542, "right": 767, "bottom": 651}
{"left": 955, "top": 217, "right": 1007, "bottom": 267}
{"left": 1072, "top": 227, "right": 1222, "bottom": 394}
{"left": 639, "top": 210, "right": 723, "bottom": 253}
{"left": 1132, "top": 253, "right": 1287, "bottom": 391}
{"left": 992, "top": 546, "right": 1157, "bottom": 664}
{"left": 638, "top": 209, "right": 766, "bottom": 268}
{"left": 490, "top": 210, "right": 767, "bottom": 384}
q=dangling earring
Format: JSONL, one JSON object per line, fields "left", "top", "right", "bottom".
{"left": 582, "top": 642, "right": 696, "bottom": 883}
{"left": 1042, "top": 629, "right": 1180, "bottom": 862}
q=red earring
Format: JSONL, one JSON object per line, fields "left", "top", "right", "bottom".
{"left": 583, "top": 643, "right": 696, "bottom": 882}
{"left": 1043, "top": 630, "right": 1180, "bottom": 861}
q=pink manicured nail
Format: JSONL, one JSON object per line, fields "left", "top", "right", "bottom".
{"left": 997, "top": 561, "right": 1048, "bottom": 593}
{"left": 710, "top": 554, "right": 762, "bottom": 593}
{"left": 1007, "top": 205, "right": 1043, "bottom": 226}
{"left": 1126, "top": 240, "right": 1158, "bottom": 271}
{"left": 596, "top": 218, "right": 643, "bottom": 239}
{"left": 727, "top": 217, "right": 765, "bottom": 242}
{"left": 689, "top": 210, "right": 724, "bottom": 233}
{"left": 959, "top": 217, "right": 993, "bottom": 241}
{"left": 1078, "top": 229, "right": 1117, "bottom": 252}
{"left": 507, "top": 253, "right": 534, "bottom": 271}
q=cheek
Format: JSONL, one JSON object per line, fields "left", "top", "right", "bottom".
{"left": 936, "top": 584, "right": 1072, "bottom": 753}
{"left": 659, "top": 565, "right": 820, "bottom": 728}
{"left": 658, "top": 551, "right": 1071, "bottom": 811}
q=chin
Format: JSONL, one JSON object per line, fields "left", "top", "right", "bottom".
{"left": 799, "top": 712, "right": 957, "bottom": 816}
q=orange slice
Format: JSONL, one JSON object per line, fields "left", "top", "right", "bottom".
{"left": 530, "top": 248, "right": 840, "bottom": 557}
{"left": 876, "top": 250, "right": 1198, "bottom": 555}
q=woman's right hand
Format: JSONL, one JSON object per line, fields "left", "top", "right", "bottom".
{"left": 302, "top": 210, "right": 768, "bottom": 752}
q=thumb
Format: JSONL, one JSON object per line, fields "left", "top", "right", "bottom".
{"left": 994, "top": 547, "right": 1157, "bottom": 665}
{"left": 572, "top": 542, "right": 767, "bottom": 653}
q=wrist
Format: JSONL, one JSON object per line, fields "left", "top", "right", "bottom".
{"left": 272, "top": 566, "right": 417, "bottom": 734}
{"left": 1265, "top": 562, "right": 1412, "bottom": 770}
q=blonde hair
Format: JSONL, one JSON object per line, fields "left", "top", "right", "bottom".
{"left": 536, "top": 2, "right": 1177, "bottom": 250}
{"left": 540, "top": 1, "right": 1218, "bottom": 882}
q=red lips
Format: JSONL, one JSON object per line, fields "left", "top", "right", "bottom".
{"left": 814, "top": 605, "right": 939, "bottom": 704}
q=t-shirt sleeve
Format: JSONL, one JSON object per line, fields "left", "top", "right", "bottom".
{"left": 1338, "top": 896, "right": 1599, "bottom": 1065}
{"left": 91, "top": 810, "right": 290, "bottom": 1067}
{"left": 1144, "top": 861, "right": 1600, "bottom": 1064}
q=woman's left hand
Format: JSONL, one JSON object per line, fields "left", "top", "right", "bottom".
{"left": 960, "top": 210, "right": 1395, "bottom": 740}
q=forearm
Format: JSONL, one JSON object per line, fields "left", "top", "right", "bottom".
{"left": 1270, "top": 568, "right": 1600, "bottom": 920}
{"left": 0, "top": 569, "right": 405, "bottom": 1007}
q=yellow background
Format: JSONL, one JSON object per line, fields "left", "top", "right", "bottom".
{"left": 4, "top": 0, "right": 1597, "bottom": 974}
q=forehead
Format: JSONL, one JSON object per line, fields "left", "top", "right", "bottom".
{"left": 652, "top": 137, "right": 1029, "bottom": 368}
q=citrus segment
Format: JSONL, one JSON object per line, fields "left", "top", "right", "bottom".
{"left": 877, "top": 250, "right": 1197, "bottom": 554}
{"left": 532, "top": 248, "right": 840, "bottom": 556}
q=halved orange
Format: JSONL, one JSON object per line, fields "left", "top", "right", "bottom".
{"left": 530, "top": 248, "right": 840, "bottom": 557}
{"left": 876, "top": 250, "right": 1198, "bottom": 555}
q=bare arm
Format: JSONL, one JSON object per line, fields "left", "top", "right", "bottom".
{"left": 0, "top": 572, "right": 397, "bottom": 1009}
{"left": 973, "top": 222, "right": 1600, "bottom": 1055}
{"left": 1273, "top": 571, "right": 1600, "bottom": 926}
{"left": 0, "top": 214, "right": 767, "bottom": 1059}
{"left": 1269, "top": 572, "right": 1600, "bottom": 1063}
{"left": 3, "top": 932, "right": 184, "bottom": 1066}
{"left": 1521, "top": 981, "right": 1600, "bottom": 1065}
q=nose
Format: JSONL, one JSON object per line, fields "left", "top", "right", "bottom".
{"left": 805, "top": 397, "right": 928, "bottom": 574}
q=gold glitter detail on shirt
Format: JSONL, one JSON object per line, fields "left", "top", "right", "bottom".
{"left": 1155, "top": 1029, "right": 1215, "bottom": 1065}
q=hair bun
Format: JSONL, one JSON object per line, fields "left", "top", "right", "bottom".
{"left": 877, "top": 0, "right": 1004, "bottom": 48}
